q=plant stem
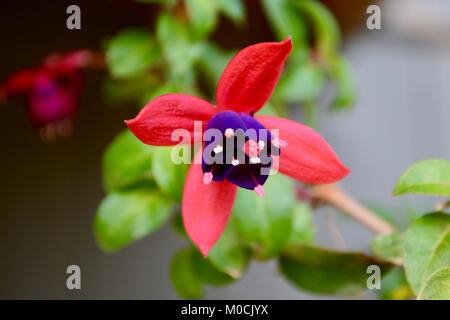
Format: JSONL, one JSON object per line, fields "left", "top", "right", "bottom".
{"left": 310, "top": 184, "right": 396, "bottom": 235}
{"left": 324, "top": 206, "right": 347, "bottom": 249}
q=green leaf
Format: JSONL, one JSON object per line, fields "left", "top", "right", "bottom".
{"left": 151, "top": 146, "right": 188, "bottom": 201}
{"left": 102, "top": 75, "right": 158, "bottom": 108}
{"left": 207, "top": 220, "right": 250, "bottom": 279}
{"left": 170, "top": 247, "right": 234, "bottom": 299}
{"left": 371, "top": 232, "right": 404, "bottom": 265}
{"left": 156, "top": 14, "right": 201, "bottom": 87}
{"left": 294, "top": 0, "right": 341, "bottom": 58}
{"left": 404, "top": 212, "right": 450, "bottom": 295}
{"left": 185, "top": 0, "right": 219, "bottom": 39}
{"left": 102, "top": 130, "right": 153, "bottom": 192}
{"left": 94, "top": 188, "right": 173, "bottom": 252}
{"left": 106, "top": 29, "right": 158, "bottom": 78}
{"left": 191, "top": 249, "right": 234, "bottom": 286}
{"left": 156, "top": 14, "right": 189, "bottom": 46}
{"left": 328, "top": 56, "right": 356, "bottom": 110}
{"left": 288, "top": 203, "right": 315, "bottom": 245}
{"left": 418, "top": 266, "right": 450, "bottom": 300}
{"left": 148, "top": 83, "right": 182, "bottom": 101}
{"left": 171, "top": 211, "right": 186, "bottom": 237}
{"left": 170, "top": 248, "right": 203, "bottom": 299}
{"left": 232, "top": 173, "right": 296, "bottom": 258}
{"left": 393, "top": 158, "right": 450, "bottom": 197}
{"left": 276, "top": 60, "right": 326, "bottom": 102}
{"left": 257, "top": 102, "right": 279, "bottom": 117}
{"left": 217, "top": 0, "right": 245, "bottom": 24}
{"left": 379, "top": 267, "right": 413, "bottom": 300}
{"left": 197, "top": 42, "right": 233, "bottom": 87}
{"left": 280, "top": 245, "right": 390, "bottom": 295}
{"left": 261, "top": 0, "right": 307, "bottom": 49}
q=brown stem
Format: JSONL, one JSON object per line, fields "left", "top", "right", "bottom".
{"left": 310, "top": 184, "right": 396, "bottom": 235}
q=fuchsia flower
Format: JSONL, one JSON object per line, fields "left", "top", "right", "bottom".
{"left": 126, "top": 39, "right": 350, "bottom": 256}
{"left": 0, "top": 50, "right": 93, "bottom": 139}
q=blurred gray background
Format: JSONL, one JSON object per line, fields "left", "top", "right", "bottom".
{"left": 0, "top": 0, "right": 449, "bottom": 299}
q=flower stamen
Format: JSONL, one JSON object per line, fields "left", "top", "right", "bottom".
{"left": 254, "top": 184, "right": 265, "bottom": 197}
{"left": 258, "top": 140, "right": 265, "bottom": 150}
{"left": 250, "top": 156, "right": 261, "bottom": 164}
{"left": 213, "top": 144, "right": 223, "bottom": 154}
{"left": 224, "top": 128, "right": 234, "bottom": 138}
{"left": 203, "top": 172, "right": 213, "bottom": 185}
{"left": 243, "top": 139, "right": 263, "bottom": 164}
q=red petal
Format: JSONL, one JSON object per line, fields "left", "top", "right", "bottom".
{"left": 2, "top": 68, "right": 37, "bottom": 96}
{"left": 125, "top": 94, "right": 215, "bottom": 146}
{"left": 216, "top": 38, "right": 292, "bottom": 114}
{"left": 182, "top": 153, "right": 237, "bottom": 256}
{"left": 257, "top": 115, "right": 350, "bottom": 184}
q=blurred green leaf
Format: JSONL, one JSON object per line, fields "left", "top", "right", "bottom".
{"left": 156, "top": 14, "right": 201, "bottom": 87}
{"left": 192, "top": 249, "right": 234, "bottom": 286}
{"left": 197, "top": 42, "right": 233, "bottom": 88}
{"left": 102, "top": 76, "right": 158, "bottom": 108}
{"left": 186, "top": 0, "right": 219, "bottom": 39}
{"left": 328, "top": 56, "right": 356, "bottom": 110}
{"left": 294, "top": 0, "right": 340, "bottom": 58}
{"left": 301, "top": 100, "right": 318, "bottom": 128}
{"left": 170, "top": 248, "right": 203, "bottom": 299}
{"left": 208, "top": 220, "right": 250, "bottom": 279}
{"left": 393, "top": 159, "right": 450, "bottom": 197}
{"left": 102, "top": 130, "right": 153, "bottom": 192}
{"left": 232, "top": 173, "right": 296, "bottom": 258}
{"left": 170, "top": 246, "right": 234, "bottom": 299}
{"left": 217, "top": 0, "right": 245, "bottom": 24}
{"left": 379, "top": 267, "right": 413, "bottom": 300}
{"left": 149, "top": 83, "right": 182, "bottom": 100}
{"left": 288, "top": 203, "right": 315, "bottom": 245}
{"left": 276, "top": 60, "right": 326, "bottom": 102}
{"left": 151, "top": 146, "right": 188, "bottom": 201}
{"left": 171, "top": 212, "right": 247, "bottom": 283}
{"left": 418, "top": 266, "right": 450, "bottom": 300}
{"left": 94, "top": 188, "right": 173, "bottom": 252}
{"left": 261, "top": 0, "right": 307, "bottom": 49}
{"left": 258, "top": 102, "right": 280, "bottom": 117}
{"left": 106, "top": 29, "right": 158, "bottom": 78}
{"left": 404, "top": 212, "right": 450, "bottom": 295}
{"left": 371, "top": 231, "right": 404, "bottom": 265}
{"left": 171, "top": 211, "right": 186, "bottom": 237}
{"left": 280, "top": 245, "right": 391, "bottom": 295}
